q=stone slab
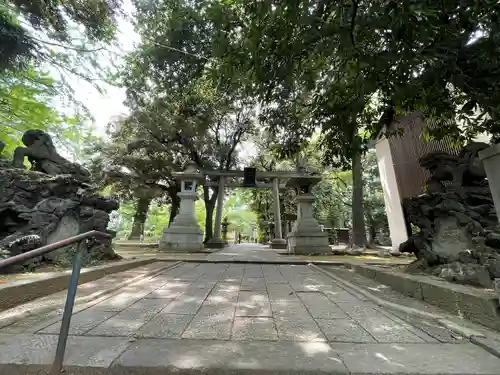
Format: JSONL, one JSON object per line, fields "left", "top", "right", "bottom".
{"left": 240, "top": 277, "right": 267, "bottom": 291}
{"left": 0, "top": 333, "right": 131, "bottom": 367}
{"left": 231, "top": 317, "right": 278, "bottom": 340}
{"left": 160, "top": 296, "right": 204, "bottom": 315}
{"left": 83, "top": 300, "right": 171, "bottom": 337}
{"left": 344, "top": 264, "right": 500, "bottom": 332}
{"left": 331, "top": 342, "right": 500, "bottom": 375}
{"left": 114, "top": 338, "right": 349, "bottom": 374}
{"left": 38, "top": 309, "right": 118, "bottom": 335}
{"left": 0, "top": 259, "right": 159, "bottom": 313}
{"left": 137, "top": 313, "right": 194, "bottom": 338}
{"left": 236, "top": 291, "right": 272, "bottom": 317}
{"left": 275, "top": 317, "right": 326, "bottom": 342}
{"left": 243, "top": 265, "right": 264, "bottom": 278}
{"left": 297, "top": 292, "right": 350, "bottom": 319}
{"left": 271, "top": 300, "right": 311, "bottom": 319}
{"left": 181, "top": 315, "right": 233, "bottom": 340}
{"left": 315, "top": 318, "right": 377, "bottom": 343}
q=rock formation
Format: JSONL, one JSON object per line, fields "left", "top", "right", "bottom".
{"left": 0, "top": 130, "right": 120, "bottom": 272}
{"left": 399, "top": 142, "right": 500, "bottom": 287}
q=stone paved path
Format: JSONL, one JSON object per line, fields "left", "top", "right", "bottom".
{"left": 1, "top": 260, "right": 500, "bottom": 374}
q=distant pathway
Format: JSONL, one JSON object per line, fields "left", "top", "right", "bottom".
{"left": 206, "top": 242, "right": 285, "bottom": 261}
{"left": 0, "top": 261, "right": 499, "bottom": 374}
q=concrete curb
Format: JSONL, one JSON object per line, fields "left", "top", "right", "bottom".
{"left": 173, "top": 258, "right": 410, "bottom": 265}
{"left": 310, "top": 264, "right": 487, "bottom": 339}
{"left": 346, "top": 263, "right": 500, "bottom": 331}
{"left": 0, "top": 261, "right": 182, "bottom": 329}
{"left": 0, "top": 258, "right": 159, "bottom": 312}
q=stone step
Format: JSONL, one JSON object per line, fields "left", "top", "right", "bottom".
{"left": 1, "top": 335, "right": 499, "bottom": 375}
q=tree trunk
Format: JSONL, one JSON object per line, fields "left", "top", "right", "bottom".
{"left": 128, "top": 196, "right": 152, "bottom": 240}
{"left": 351, "top": 149, "right": 367, "bottom": 248}
{"left": 168, "top": 185, "right": 180, "bottom": 227}
{"left": 203, "top": 185, "right": 218, "bottom": 242}
{"left": 365, "top": 208, "right": 377, "bottom": 246}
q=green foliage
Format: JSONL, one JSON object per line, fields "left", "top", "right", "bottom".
{"left": 1, "top": 0, "right": 121, "bottom": 71}
{"left": 223, "top": 189, "right": 258, "bottom": 237}
{"left": 0, "top": 67, "right": 85, "bottom": 157}
{"left": 144, "top": 203, "right": 171, "bottom": 237}
{"left": 155, "top": 0, "right": 500, "bottom": 160}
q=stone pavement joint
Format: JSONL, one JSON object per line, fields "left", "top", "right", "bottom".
{"left": 0, "top": 244, "right": 500, "bottom": 374}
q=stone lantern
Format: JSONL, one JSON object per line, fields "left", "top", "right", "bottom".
{"left": 285, "top": 176, "right": 330, "bottom": 255}
{"left": 159, "top": 163, "right": 204, "bottom": 252}
{"left": 221, "top": 217, "right": 229, "bottom": 245}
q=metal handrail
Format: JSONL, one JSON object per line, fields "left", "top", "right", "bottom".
{"left": 0, "top": 230, "right": 111, "bottom": 375}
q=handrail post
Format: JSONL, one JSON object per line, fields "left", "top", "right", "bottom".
{"left": 50, "top": 240, "right": 87, "bottom": 375}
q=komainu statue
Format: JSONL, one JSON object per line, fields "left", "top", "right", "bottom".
{"left": 0, "top": 129, "right": 119, "bottom": 273}
{"left": 399, "top": 142, "right": 500, "bottom": 287}
{"left": 12, "top": 129, "right": 90, "bottom": 182}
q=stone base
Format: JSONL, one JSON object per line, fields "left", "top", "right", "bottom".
{"left": 159, "top": 226, "right": 204, "bottom": 252}
{"left": 287, "top": 232, "right": 330, "bottom": 255}
{"left": 270, "top": 238, "right": 287, "bottom": 249}
{"left": 378, "top": 248, "right": 392, "bottom": 258}
{"left": 205, "top": 238, "right": 225, "bottom": 249}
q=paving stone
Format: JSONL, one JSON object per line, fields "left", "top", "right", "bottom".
{"left": 137, "top": 313, "right": 193, "bottom": 338}
{"left": 145, "top": 281, "right": 192, "bottom": 299}
{"left": 244, "top": 265, "right": 264, "bottom": 278}
{"left": 331, "top": 342, "right": 500, "bottom": 375}
{"left": 335, "top": 301, "right": 384, "bottom": 319}
{"left": 181, "top": 315, "right": 233, "bottom": 340}
{"left": 315, "top": 318, "right": 376, "bottom": 343}
{"left": 264, "top": 276, "right": 289, "bottom": 284}
{"left": 354, "top": 313, "right": 427, "bottom": 343}
{"left": 0, "top": 312, "right": 60, "bottom": 334}
{"left": 186, "top": 280, "right": 217, "bottom": 289}
{"left": 297, "top": 292, "right": 350, "bottom": 319}
{"left": 123, "top": 298, "right": 173, "bottom": 320}
{"left": 275, "top": 317, "right": 326, "bottom": 341}
{"left": 375, "top": 308, "right": 441, "bottom": 343}
{"left": 114, "top": 338, "right": 349, "bottom": 373}
{"left": 91, "top": 292, "right": 143, "bottom": 311}
{"left": 290, "top": 281, "right": 326, "bottom": 292}
{"left": 84, "top": 304, "right": 158, "bottom": 337}
{"left": 37, "top": 309, "right": 118, "bottom": 335}
{"left": 196, "top": 304, "right": 236, "bottom": 319}
{"left": 160, "top": 295, "right": 204, "bottom": 315}
{"left": 231, "top": 317, "right": 278, "bottom": 341}
{"left": 241, "top": 277, "right": 267, "bottom": 291}
{"left": 324, "top": 288, "right": 367, "bottom": 303}
{"left": 205, "top": 290, "right": 239, "bottom": 306}
{"left": 0, "top": 333, "right": 130, "bottom": 367}
{"left": 271, "top": 300, "right": 312, "bottom": 319}
{"left": 211, "top": 282, "right": 241, "bottom": 295}
{"left": 236, "top": 291, "right": 272, "bottom": 317}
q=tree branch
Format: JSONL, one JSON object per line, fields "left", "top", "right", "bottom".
{"left": 350, "top": 0, "right": 359, "bottom": 46}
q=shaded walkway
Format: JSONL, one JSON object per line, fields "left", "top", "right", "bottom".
{"left": 0, "top": 261, "right": 499, "bottom": 374}
{"left": 207, "top": 242, "right": 284, "bottom": 261}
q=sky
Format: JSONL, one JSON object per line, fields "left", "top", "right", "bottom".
{"left": 59, "top": 0, "right": 259, "bottom": 163}
{"left": 64, "top": 0, "right": 138, "bottom": 137}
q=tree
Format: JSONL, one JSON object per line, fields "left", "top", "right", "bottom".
{"left": 156, "top": 1, "right": 499, "bottom": 248}
{"left": 89, "top": 115, "right": 183, "bottom": 239}
{"left": 1, "top": 0, "right": 121, "bottom": 72}
{"left": 363, "top": 151, "right": 389, "bottom": 245}
{"left": 0, "top": 65, "right": 91, "bottom": 160}
{"left": 119, "top": 0, "right": 257, "bottom": 242}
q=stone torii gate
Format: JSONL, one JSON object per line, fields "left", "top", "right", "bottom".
{"left": 159, "top": 164, "right": 330, "bottom": 255}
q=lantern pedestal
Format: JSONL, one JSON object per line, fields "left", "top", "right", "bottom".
{"left": 205, "top": 238, "right": 225, "bottom": 248}
{"left": 287, "top": 193, "right": 330, "bottom": 255}
{"left": 159, "top": 163, "right": 204, "bottom": 252}
{"left": 160, "top": 191, "right": 204, "bottom": 252}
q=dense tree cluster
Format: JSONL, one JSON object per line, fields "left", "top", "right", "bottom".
{"left": 3, "top": 0, "right": 498, "bottom": 248}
